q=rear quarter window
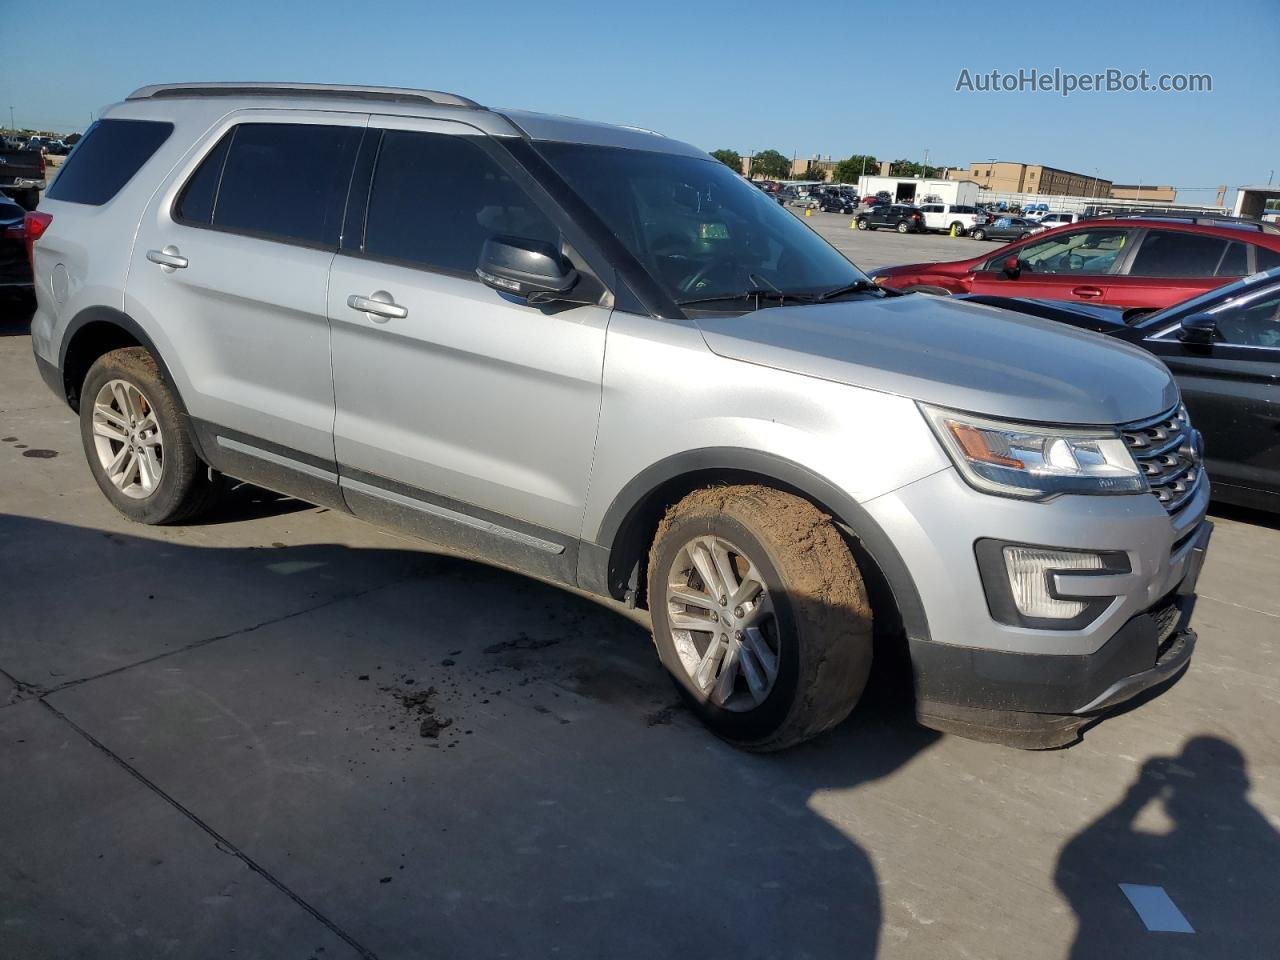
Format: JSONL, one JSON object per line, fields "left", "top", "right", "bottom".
{"left": 45, "top": 119, "right": 173, "bottom": 206}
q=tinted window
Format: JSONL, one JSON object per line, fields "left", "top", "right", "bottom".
{"left": 1128, "top": 230, "right": 1230, "bottom": 278}
{"left": 205, "top": 123, "right": 362, "bottom": 247}
{"left": 536, "top": 141, "right": 870, "bottom": 307}
{"left": 1213, "top": 290, "right": 1280, "bottom": 347}
{"left": 1217, "top": 241, "right": 1248, "bottom": 277}
{"left": 1010, "top": 228, "right": 1131, "bottom": 274}
{"left": 46, "top": 119, "right": 173, "bottom": 206}
{"left": 361, "top": 130, "right": 557, "bottom": 274}
{"left": 174, "top": 133, "right": 232, "bottom": 225}
{"left": 1255, "top": 246, "right": 1280, "bottom": 272}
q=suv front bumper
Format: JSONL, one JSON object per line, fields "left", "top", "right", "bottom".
{"left": 909, "top": 520, "right": 1211, "bottom": 748}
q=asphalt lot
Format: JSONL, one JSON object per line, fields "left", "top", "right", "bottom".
{"left": 2, "top": 220, "right": 1279, "bottom": 959}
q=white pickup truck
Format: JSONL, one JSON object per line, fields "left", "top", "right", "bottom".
{"left": 917, "top": 203, "right": 985, "bottom": 235}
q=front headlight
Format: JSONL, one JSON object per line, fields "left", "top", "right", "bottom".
{"left": 921, "top": 404, "right": 1146, "bottom": 500}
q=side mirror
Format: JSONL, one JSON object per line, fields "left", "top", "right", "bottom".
{"left": 1002, "top": 256, "right": 1021, "bottom": 279}
{"left": 1178, "top": 311, "right": 1217, "bottom": 345}
{"left": 477, "top": 236, "right": 579, "bottom": 303}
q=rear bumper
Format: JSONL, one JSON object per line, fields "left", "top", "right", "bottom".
{"left": 34, "top": 348, "right": 61, "bottom": 397}
{"left": 910, "top": 520, "right": 1212, "bottom": 748}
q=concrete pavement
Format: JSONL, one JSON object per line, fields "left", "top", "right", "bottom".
{"left": 2, "top": 297, "right": 1278, "bottom": 959}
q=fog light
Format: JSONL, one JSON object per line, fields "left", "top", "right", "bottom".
{"left": 1003, "top": 547, "right": 1104, "bottom": 619}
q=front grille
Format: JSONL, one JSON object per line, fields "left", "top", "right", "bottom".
{"left": 1121, "top": 404, "right": 1203, "bottom": 515}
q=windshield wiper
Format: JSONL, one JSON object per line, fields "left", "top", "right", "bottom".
{"left": 814, "top": 280, "right": 882, "bottom": 302}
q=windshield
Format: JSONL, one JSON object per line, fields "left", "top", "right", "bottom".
{"left": 535, "top": 142, "right": 870, "bottom": 308}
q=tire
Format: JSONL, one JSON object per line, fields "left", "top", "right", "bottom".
{"left": 949, "top": 221, "right": 965, "bottom": 235}
{"left": 1018, "top": 232, "right": 1032, "bottom": 240}
{"left": 79, "top": 347, "right": 221, "bottom": 524}
{"left": 903, "top": 285, "right": 952, "bottom": 296}
{"left": 971, "top": 229, "right": 986, "bottom": 241}
{"left": 647, "top": 485, "right": 873, "bottom": 751}
{"left": 896, "top": 221, "right": 910, "bottom": 234}
{"left": 855, "top": 218, "right": 868, "bottom": 230}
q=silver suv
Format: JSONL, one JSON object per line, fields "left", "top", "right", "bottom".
{"left": 29, "top": 83, "right": 1212, "bottom": 751}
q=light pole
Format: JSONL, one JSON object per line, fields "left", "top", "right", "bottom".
{"left": 8, "top": 106, "right": 13, "bottom": 134}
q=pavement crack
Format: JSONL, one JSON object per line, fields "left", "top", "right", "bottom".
{"left": 38, "top": 698, "right": 380, "bottom": 960}
{"left": 32, "top": 569, "right": 426, "bottom": 700}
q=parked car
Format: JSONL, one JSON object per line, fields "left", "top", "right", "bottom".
{"left": 1037, "top": 212, "right": 1081, "bottom": 228}
{"left": 917, "top": 203, "right": 987, "bottom": 235}
{"left": 816, "top": 189, "right": 857, "bottom": 214}
{"left": 0, "top": 142, "right": 47, "bottom": 209}
{"left": 959, "top": 267, "right": 1280, "bottom": 512}
{"left": 855, "top": 204, "right": 926, "bottom": 233}
{"left": 873, "top": 217, "right": 1280, "bottom": 309}
{"left": 31, "top": 82, "right": 1211, "bottom": 752}
{"left": 0, "top": 196, "right": 35, "bottom": 301}
{"left": 968, "top": 216, "right": 1043, "bottom": 242}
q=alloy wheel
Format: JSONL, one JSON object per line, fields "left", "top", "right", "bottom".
{"left": 664, "top": 535, "right": 780, "bottom": 711}
{"left": 90, "top": 378, "right": 164, "bottom": 499}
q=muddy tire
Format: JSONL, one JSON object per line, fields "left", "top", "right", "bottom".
{"left": 647, "top": 485, "right": 873, "bottom": 751}
{"left": 79, "top": 347, "right": 220, "bottom": 524}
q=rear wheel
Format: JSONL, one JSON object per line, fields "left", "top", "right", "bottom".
{"left": 949, "top": 221, "right": 965, "bottom": 235}
{"left": 647, "top": 485, "right": 873, "bottom": 751}
{"left": 79, "top": 347, "right": 221, "bottom": 524}
{"left": 896, "top": 221, "right": 910, "bottom": 234}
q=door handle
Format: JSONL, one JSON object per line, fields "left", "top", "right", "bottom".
{"left": 1072, "top": 286, "right": 1104, "bottom": 299}
{"left": 146, "top": 246, "right": 188, "bottom": 271}
{"left": 347, "top": 291, "right": 408, "bottom": 321}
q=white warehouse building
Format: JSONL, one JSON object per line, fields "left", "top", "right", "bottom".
{"left": 855, "top": 176, "right": 980, "bottom": 206}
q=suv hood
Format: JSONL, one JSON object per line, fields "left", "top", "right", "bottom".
{"left": 693, "top": 294, "right": 1177, "bottom": 425}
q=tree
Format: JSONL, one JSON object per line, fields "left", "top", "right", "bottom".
{"left": 710, "top": 148, "right": 742, "bottom": 173}
{"left": 832, "top": 154, "right": 879, "bottom": 185}
{"left": 750, "top": 149, "right": 791, "bottom": 180}
{"left": 888, "top": 159, "right": 946, "bottom": 178}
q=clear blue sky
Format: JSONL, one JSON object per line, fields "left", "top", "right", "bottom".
{"left": 2, "top": 0, "right": 1276, "bottom": 199}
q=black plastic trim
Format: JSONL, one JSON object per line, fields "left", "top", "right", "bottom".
{"left": 974, "top": 538, "right": 1130, "bottom": 631}
{"left": 911, "top": 592, "right": 1194, "bottom": 718}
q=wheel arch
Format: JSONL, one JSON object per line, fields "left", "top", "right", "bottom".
{"left": 585, "top": 448, "right": 930, "bottom": 645}
{"left": 57, "top": 307, "right": 207, "bottom": 460}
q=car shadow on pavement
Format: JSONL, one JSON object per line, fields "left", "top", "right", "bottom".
{"left": 0, "top": 298, "right": 34, "bottom": 336}
{"left": 1056, "top": 735, "right": 1280, "bottom": 958}
{"left": 0, "top": 513, "right": 941, "bottom": 959}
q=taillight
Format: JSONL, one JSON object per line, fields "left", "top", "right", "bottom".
{"left": 37, "top": 153, "right": 46, "bottom": 176}
{"left": 912, "top": 213, "right": 922, "bottom": 219}
{"left": 24, "top": 211, "right": 52, "bottom": 266}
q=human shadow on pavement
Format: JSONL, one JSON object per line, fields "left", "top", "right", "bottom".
{"left": 1056, "top": 735, "right": 1280, "bottom": 959}
{"left": 0, "top": 514, "right": 941, "bottom": 959}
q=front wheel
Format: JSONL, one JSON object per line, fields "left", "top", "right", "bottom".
{"left": 855, "top": 218, "right": 868, "bottom": 230}
{"left": 970, "top": 228, "right": 987, "bottom": 241}
{"left": 79, "top": 347, "right": 222, "bottom": 524}
{"left": 647, "top": 486, "right": 873, "bottom": 751}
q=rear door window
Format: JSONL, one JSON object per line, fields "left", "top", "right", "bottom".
{"left": 175, "top": 122, "right": 362, "bottom": 249}
{"left": 1127, "top": 230, "right": 1231, "bottom": 278}
{"left": 45, "top": 119, "right": 173, "bottom": 206}
{"left": 1254, "top": 246, "right": 1280, "bottom": 272}
{"left": 357, "top": 130, "right": 558, "bottom": 276}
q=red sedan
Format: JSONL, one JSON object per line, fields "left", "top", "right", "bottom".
{"left": 871, "top": 217, "right": 1280, "bottom": 311}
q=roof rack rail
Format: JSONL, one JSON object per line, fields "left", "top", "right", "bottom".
{"left": 126, "top": 82, "right": 483, "bottom": 110}
{"left": 1113, "top": 212, "right": 1277, "bottom": 233}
